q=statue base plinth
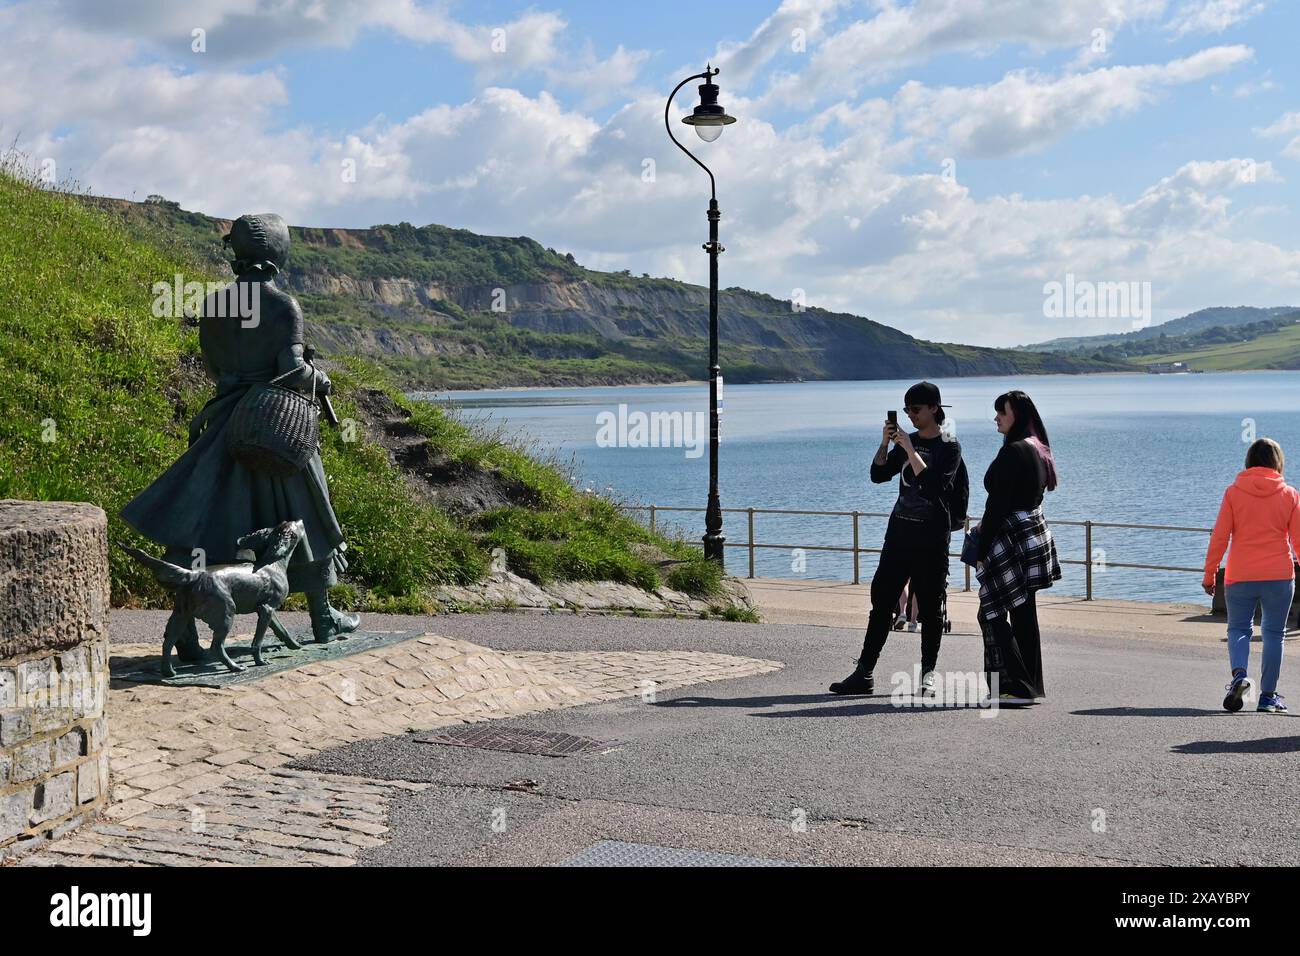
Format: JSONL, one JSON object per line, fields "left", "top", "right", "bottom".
{"left": 117, "top": 629, "right": 421, "bottom": 688}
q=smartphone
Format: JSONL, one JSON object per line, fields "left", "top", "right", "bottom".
{"left": 887, "top": 409, "right": 898, "bottom": 428}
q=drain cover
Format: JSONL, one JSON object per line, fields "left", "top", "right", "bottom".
{"left": 559, "top": 840, "right": 801, "bottom": 867}
{"left": 415, "top": 726, "right": 620, "bottom": 757}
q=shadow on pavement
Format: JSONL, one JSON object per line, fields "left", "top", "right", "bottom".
{"left": 661, "top": 694, "right": 1008, "bottom": 717}
{"left": 1173, "top": 736, "right": 1300, "bottom": 754}
{"left": 657, "top": 693, "right": 858, "bottom": 709}
{"left": 753, "top": 701, "right": 1000, "bottom": 718}
{"left": 1072, "top": 707, "right": 1226, "bottom": 718}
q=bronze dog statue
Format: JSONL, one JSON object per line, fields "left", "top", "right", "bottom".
{"left": 121, "top": 520, "right": 306, "bottom": 676}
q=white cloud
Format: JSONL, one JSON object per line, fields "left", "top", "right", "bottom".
{"left": 708, "top": 0, "right": 847, "bottom": 91}
{"left": 1125, "top": 158, "right": 1279, "bottom": 232}
{"left": 1255, "top": 111, "right": 1300, "bottom": 161}
{"left": 542, "top": 44, "right": 654, "bottom": 110}
{"left": 893, "top": 46, "right": 1253, "bottom": 158}
{"left": 1255, "top": 112, "right": 1300, "bottom": 137}
{"left": 46, "top": 0, "right": 634, "bottom": 82}
{"left": 757, "top": 0, "right": 1169, "bottom": 107}
{"left": 1166, "top": 0, "right": 1268, "bottom": 37}
{"left": 1232, "top": 75, "right": 1279, "bottom": 97}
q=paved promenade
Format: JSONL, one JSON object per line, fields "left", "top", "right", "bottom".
{"left": 19, "top": 578, "right": 1295, "bottom": 867}
{"left": 20, "top": 630, "right": 778, "bottom": 866}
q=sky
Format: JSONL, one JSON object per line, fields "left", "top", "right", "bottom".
{"left": 2, "top": 0, "right": 1299, "bottom": 347}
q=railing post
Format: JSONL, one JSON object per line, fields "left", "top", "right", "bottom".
{"left": 852, "top": 511, "right": 860, "bottom": 585}
{"left": 649, "top": 504, "right": 656, "bottom": 534}
{"left": 747, "top": 507, "right": 755, "bottom": 579}
{"left": 963, "top": 516, "right": 971, "bottom": 592}
{"left": 1085, "top": 520, "right": 1093, "bottom": 601}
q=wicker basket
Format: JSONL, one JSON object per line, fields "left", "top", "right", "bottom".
{"left": 225, "top": 370, "right": 320, "bottom": 477}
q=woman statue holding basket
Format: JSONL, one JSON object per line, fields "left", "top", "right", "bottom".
{"left": 123, "top": 212, "right": 359, "bottom": 651}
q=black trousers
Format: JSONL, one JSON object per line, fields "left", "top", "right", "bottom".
{"left": 859, "top": 527, "right": 950, "bottom": 676}
{"left": 980, "top": 590, "right": 1045, "bottom": 698}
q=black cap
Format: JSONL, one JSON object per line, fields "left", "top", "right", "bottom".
{"left": 904, "top": 381, "right": 950, "bottom": 408}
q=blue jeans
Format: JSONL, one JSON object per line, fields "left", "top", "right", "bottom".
{"left": 1225, "top": 579, "right": 1294, "bottom": 695}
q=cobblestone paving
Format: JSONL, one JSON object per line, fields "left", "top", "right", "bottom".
{"left": 17, "top": 634, "right": 780, "bottom": 866}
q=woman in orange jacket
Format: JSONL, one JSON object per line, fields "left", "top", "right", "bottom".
{"left": 1203, "top": 438, "right": 1300, "bottom": 713}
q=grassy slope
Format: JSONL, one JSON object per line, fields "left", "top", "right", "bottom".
{"left": 1135, "top": 322, "right": 1300, "bottom": 370}
{"left": 0, "top": 170, "right": 728, "bottom": 611}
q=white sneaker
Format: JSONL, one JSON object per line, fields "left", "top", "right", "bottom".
{"left": 907, "top": 621, "right": 919, "bottom": 633}
{"left": 919, "top": 671, "right": 937, "bottom": 696}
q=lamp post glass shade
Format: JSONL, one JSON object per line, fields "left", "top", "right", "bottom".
{"left": 690, "top": 123, "right": 726, "bottom": 143}
{"left": 681, "top": 80, "right": 736, "bottom": 142}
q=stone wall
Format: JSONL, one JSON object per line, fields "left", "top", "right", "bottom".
{"left": 0, "top": 500, "right": 111, "bottom": 859}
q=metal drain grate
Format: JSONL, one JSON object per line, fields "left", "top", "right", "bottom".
{"left": 415, "top": 726, "right": 620, "bottom": 757}
{"left": 559, "top": 840, "right": 801, "bottom": 867}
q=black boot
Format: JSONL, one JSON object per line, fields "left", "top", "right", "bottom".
{"left": 829, "top": 658, "right": 874, "bottom": 695}
{"left": 307, "top": 590, "right": 360, "bottom": 643}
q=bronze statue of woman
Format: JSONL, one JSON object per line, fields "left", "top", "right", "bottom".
{"left": 123, "top": 213, "right": 359, "bottom": 652}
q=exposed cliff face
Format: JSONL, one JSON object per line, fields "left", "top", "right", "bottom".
{"left": 89, "top": 195, "right": 1130, "bottom": 387}
{"left": 287, "top": 267, "right": 1111, "bottom": 383}
{"left": 310, "top": 322, "right": 485, "bottom": 360}
{"left": 290, "top": 272, "right": 457, "bottom": 310}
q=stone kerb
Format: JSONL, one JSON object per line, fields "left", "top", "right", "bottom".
{"left": 0, "top": 500, "right": 111, "bottom": 859}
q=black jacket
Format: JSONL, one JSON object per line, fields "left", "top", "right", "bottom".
{"left": 977, "top": 438, "right": 1048, "bottom": 560}
{"left": 871, "top": 432, "right": 963, "bottom": 536}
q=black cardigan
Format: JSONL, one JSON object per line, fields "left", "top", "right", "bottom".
{"left": 977, "top": 438, "right": 1047, "bottom": 560}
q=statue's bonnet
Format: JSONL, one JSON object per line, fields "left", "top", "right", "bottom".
{"left": 224, "top": 213, "right": 290, "bottom": 277}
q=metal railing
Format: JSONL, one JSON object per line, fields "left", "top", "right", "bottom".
{"left": 620, "top": 504, "right": 1212, "bottom": 600}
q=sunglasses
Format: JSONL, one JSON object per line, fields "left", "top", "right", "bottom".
{"left": 903, "top": 405, "right": 927, "bottom": 414}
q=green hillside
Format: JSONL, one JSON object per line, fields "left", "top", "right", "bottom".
{"left": 87, "top": 195, "right": 1130, "bottom": 389}
{"left": 1135, "top": 318, "right": 1300, "bottom": 370}
{"left": 0, "top": 167, "right": 731, "bottom": 612}
{"left": 1023, "top": 306, "right": 1300, "bottom": 353}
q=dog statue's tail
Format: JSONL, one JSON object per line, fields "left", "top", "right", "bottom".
{"left": 117, "top": 543, "right": 202, "bottom": 587}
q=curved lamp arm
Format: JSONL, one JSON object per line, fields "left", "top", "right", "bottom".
{"left": 665, "top": 67, "right": 719, "bottom": 202}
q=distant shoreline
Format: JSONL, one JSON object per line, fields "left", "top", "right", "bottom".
{"left": 412, "top": 379, "right": 709, "bottom": 395}
{"left": 412, "top": 366, "right": 1300, "bottom": 395}
{"left": 418, "top": 368, "right": 1131, "bottom": 395}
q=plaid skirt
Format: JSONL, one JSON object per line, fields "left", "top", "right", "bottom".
{"left": 975, "top": 508, "right": 1062, "bottom": 621}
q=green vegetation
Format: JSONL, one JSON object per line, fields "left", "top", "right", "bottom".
{"left": 290, "top": 222, "right": 588, "bottom": 287}
{"left": 86, "top": 195, "right": 1128, "bottom": 389}
{"left": 93, "top": 199, "right": 592, "bottom": 288}
{"left": 711, "top": 603, "right": 761, "bottom": 623}
{"left": 1, "top": 167, "right": 725, "bottom": 610}
{"left": 1082, "top": 314, "right": 1300, "bottom": 370}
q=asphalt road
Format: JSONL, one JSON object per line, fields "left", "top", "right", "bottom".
{"left": 111, "top": 608, "right": 1296, "bottom": 867}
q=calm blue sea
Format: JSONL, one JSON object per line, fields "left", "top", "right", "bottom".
{"left": 414, "top": 371, "right": 1300, "bottom": 605}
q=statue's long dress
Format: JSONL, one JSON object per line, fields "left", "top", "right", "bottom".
{"left": 122, "top": 277, "right": 346, "bottom": 593}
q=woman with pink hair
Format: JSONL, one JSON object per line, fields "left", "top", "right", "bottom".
{"left": 971, "top": 390, "right": 1061, "bottom": 706}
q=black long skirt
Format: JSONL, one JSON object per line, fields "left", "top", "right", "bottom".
{"left": 979, "top": 590, "right": 1045, "bottom": 699}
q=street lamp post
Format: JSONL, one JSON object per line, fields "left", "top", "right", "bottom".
{"left": 665, "top": 64, "right": 736, "bottom": 565}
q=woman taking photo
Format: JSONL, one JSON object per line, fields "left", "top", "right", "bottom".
{"left": 1203, "top": 437, "right": 1300, "bottom": 714}
{"left": 972, "top": 390, "right": 1061, "bottom": 706}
